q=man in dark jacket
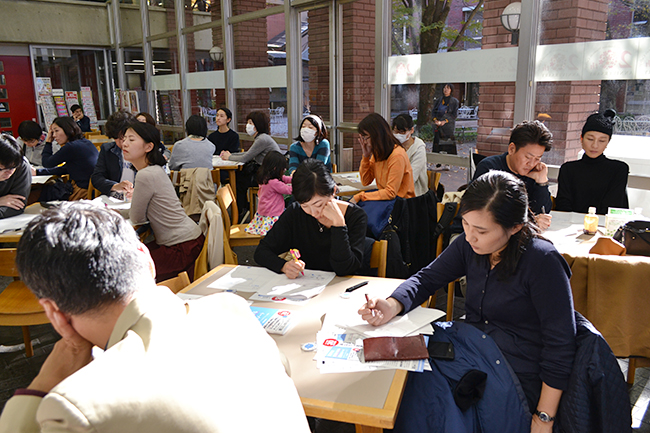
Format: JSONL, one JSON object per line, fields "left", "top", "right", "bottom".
{"left": 70, "top": 104, "right": 92, "bottom": 133}
{"left": 90, "top": 110, "right": 136, "bottom": 197}
{"left": 0, "top": 134, "right": 32, "bottom": 218}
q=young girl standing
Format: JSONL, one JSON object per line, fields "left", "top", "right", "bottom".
{"left": 245, "top": 151, "right": 292, "bottom": 235}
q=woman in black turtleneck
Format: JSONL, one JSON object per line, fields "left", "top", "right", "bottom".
{"left": 556, "top": 110, "right": 629, "bottom": 215}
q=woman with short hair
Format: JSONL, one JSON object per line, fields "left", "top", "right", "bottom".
{"left": 168, "top": 114, "right": 215, "bottom": 171}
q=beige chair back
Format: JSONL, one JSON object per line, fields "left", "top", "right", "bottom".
{"left": 369, "top": 240, "right": 388, "bottom": 278}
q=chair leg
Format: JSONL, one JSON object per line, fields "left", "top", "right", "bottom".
{"left": 22, "top": 326, "right": 33, "bottom": 358}
{"left": 627, "top": 358, "right": 637, "bottom": 385}
{"left": 446, "top": 281, "right": 455, "bottom": 321}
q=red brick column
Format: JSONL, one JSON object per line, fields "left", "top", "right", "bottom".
{"left": 307, "top": 7, "right": 330, "bottom": 123}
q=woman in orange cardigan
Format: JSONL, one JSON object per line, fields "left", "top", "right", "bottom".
{"left": 351, "top": 113, "right": 415, "bottom": 203}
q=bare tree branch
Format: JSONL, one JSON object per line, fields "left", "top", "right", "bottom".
{"left": 449, "top": 0, "right": 484, "bottom": 51}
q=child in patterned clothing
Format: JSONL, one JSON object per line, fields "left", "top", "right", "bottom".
{"left": 246, "top": 151, "right": 292, "bottom": 235}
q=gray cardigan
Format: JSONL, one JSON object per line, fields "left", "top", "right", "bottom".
{"left": 228, "top": 133, "right": 280, "bottom": 165}
{"left": 169, "top": 137, "right": 215, "bottom": 171}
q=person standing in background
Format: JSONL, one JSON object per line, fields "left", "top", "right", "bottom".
{"left": 432, "top": 83, "right": 459, "bottom": 153}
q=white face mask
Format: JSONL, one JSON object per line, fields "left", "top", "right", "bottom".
{"left": 246, "top": 123, "right": 256, "bottom": 136}
{"left": 393, "top": 133, "right": 409, "bottom": 144}
{"left": 300, "top": 128, "right": 317, "bottom": 143}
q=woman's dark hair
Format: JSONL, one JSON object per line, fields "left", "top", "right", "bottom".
{"left": 443, "top": 83, "right": 454, "bottom": 93}
{"left": 185, "top": 114, "right": 208, "bottom": 138}
{"left": 459, "top": 170, "right": 539, "bottom": 279}
{"left": 357, "top": 113, "right": 400, "bottom": 161}
{"left": 105, "top": 109, "right": 135, "bottom": 140}
{"left": 136, "top": 112, "right": 156, "bottom": 126}
{"left": 257, "top": 151, "right": 287, "bottom": 185}
{"left": 18, "top": 120, "right": 43, "bottom": 141}
{"left": 293, "top": 114, "right": 328, "bottom": 144}
{"left": 292, "top": 159, "right": 337, "bottom": 204}
{"left": 217, "top": 107, "right": 233, "bottom": 124}
{"left": 392, "top": 113, "right": 414, "bottom": 132}
{"left": 53, "top": 117, "right": 84, "bottom": 142}
{"left": 246, "top": 111, "right": 270, "bottom": 135}
{"left": 127, "top": 121, "right": 167, "bottom": 167}
{"left": 0, "top": 133, "right": 24, "bottom": 169}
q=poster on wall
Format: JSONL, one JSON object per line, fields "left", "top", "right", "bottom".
{"left": 117, "top": 89, "right": 130, "bottom": 111}
{"left": 36, "top": 77, "right": 56, "bottom": 129}
{"left": 52, "top": 89, "right": 68, "bottom": 117}
{"left": 80, "top": 87, "right": 98, "bottom": 130}
{"left": 128, "top": 91, "right": 139, "bottom": 113}
{"left": 65, "top": 91, "right": 79, "bottom": 114}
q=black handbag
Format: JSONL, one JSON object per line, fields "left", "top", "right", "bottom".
{"left": 613, "top": 220, "right": 650, "bottom": 256}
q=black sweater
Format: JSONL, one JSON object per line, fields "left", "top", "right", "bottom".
{"left": 556, "top": 154, "right": 629, "bottom": 215}
{"left": 254, "top": 202, "right": 367, "bottom": 276}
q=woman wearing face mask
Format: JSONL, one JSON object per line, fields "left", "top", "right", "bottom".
{"left": 288, "top": 114, "right": 330, "bottom": 174}
{"left": 221, "top": 111, "right": 281, "bottom": 222}
{"left": 351, "top": 113, "right": 415, "bottom": 204}
{"left": 255, "top": 159, "right": 367, "bottom": 278}
{"left": 392, "top": 113, "right": 427, "bottom": 196}
{"left": 556, "top": 109, "right": 628, "bottom": 214}
{"left": 35, "top": 116, "right": 98, "bottom": 201}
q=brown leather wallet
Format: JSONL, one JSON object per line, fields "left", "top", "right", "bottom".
{"left": 363, "top": 335, "right": 429, "bottom": 362}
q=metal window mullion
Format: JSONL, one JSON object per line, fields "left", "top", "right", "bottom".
{"left": 175, "top": 0, "right": 191, "bottom": 123}
{"left": 111, "top": 0, "right": 127, "bottom": 91}
{"left": 375, "top": 0, "right": 390, "bottom": 117}
{"left": 222, "top": 0, "right": 236, "bottom": 128}
{"left": 513, "top": 0, "right": 541, "bottom": 124}
{"left": 140, "top": 0, "right": 155, "bottom": 116}
{"left": 285, "top": 0, "right": 302, "bottom": 140}
{"left": 333, "top": 1, "right": 343, "bottom": 168}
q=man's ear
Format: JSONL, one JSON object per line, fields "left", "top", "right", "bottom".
{"left": 507, "top": 142, "right": 517, "bottom": 155}
{"left": 39, "top": 298, "right": 71, "bottom": 334}
{"left": 136, "top": 243, "right": 156, "bottom": 280}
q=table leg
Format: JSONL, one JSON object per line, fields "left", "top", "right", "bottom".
{"left": 355, "top": 425, "right": 382, "bottom": 433}
{"left": 228, "top": 169, "right": 237, "bottom": 195}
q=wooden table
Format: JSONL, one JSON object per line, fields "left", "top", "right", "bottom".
{"left": 331, "top": 172, "right": 377, "bottom": 197}
{"left": 212, "top": 155, "right": 243, "bottom": 192}
{"left": 181, "top": 265, "right": 409, "bottom": 432}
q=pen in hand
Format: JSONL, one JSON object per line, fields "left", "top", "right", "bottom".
{"left": 365, "top": 293, "right": 375, "bottom": 318}
{"left": 289, "top": 248, "right": 304, "bottom": 276}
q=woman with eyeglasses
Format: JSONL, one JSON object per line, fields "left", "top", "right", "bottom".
{"left": 351, "top": 113, "right": 415, "bottom": 204}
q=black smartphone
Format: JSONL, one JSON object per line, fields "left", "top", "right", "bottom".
{"left": 428, "top": 341, "right": 455, "bottom": 360}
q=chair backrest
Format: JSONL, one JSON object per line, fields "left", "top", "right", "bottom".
{"left": 369, "top": 240, "right": 388, "bottom": 278}
{"left": 157, "top": 271, "right": 191, "bottom": 294}
{"left": 427, "top": 170, "right": 441, "bottom": 192}
{"left": 0, "top": 248, "right": 19, "bottom": 277}
{"left": 86, "top": 178, "right": 101, "bottom": 200}
{"left": 216, "top": 184, "right": 238, "bottom": 235}
{"left": 248, "top": 186, "right": 259, "bottom": 217}
{"left": 194, "top": 226, "right": 210, "bottom": 280}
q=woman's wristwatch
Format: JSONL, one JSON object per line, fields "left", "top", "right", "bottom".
{"left": 535, "top": 410, "right": 555, "bottom": 423}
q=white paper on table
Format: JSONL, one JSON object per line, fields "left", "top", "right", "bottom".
{"left": 336, "top": 306, "right": 445, "bottom": 338}
{"left": 212, "top": 156, "right": 244, "bottom": 166}
{"left": 248, "top": 293, "right": 310, "bottom": 305}
{"left": 176, "top": 293, "right": 204, "bottom": 301}
{"left": 0, "top": 213, "right": 40, "bottom": 233}
{"left": 406, "top": 323, "right": 434, "bottom": 336}
{"left": 336, "top": 185, "right": 357, "bottom": 193}
{"left": 207, "top": 266, "right": 335, "bottom": 299}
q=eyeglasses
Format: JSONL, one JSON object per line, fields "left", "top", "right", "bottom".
{"left": 0, "top": 166, "right": 17, "bottom": 173}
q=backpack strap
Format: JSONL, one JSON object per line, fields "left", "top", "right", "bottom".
{"left": 432, "top": 202, "right": 458, "bottom": 240}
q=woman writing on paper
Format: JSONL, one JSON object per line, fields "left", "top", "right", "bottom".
{"left": 351, "top": 113, "right": 414, "bottom": 204}
{"left": 359, "top": 171, "right": 576, "bottom": 433}
{"left": 255, "top": 159, "right": 367, "bottom": 278}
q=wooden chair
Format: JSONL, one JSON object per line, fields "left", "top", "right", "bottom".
{"left": 248, "top": 186, "right": 259, "bottom": 218}
{"left": 157, "top": 271, "right": 191, "bottom": 294}
{"left": 86, "top": 178, "right": 101, "bottom": 200}
{"left": 427, "top": 170, "right": 441, "bottom": 192}
{"left": 215, "top": 184, "right": 264, "bottom": 247}
{"left": 424, "top": 202, "right": 459, "bottom": 320}
{"left": 369, "top": 240, "right": 388, "bottom": 278}
{"left": 0, "top": 249, "right": 48, "bottom": 357}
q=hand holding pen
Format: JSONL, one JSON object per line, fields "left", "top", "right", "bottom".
{"left": 535, "top": 205, "right": 552, "bottom": 232}
{"left": 358, "top": 296, "right": 403, "bottom": 327}
{"left": 281, "top": 248, "right": 305, "bottom": 279}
